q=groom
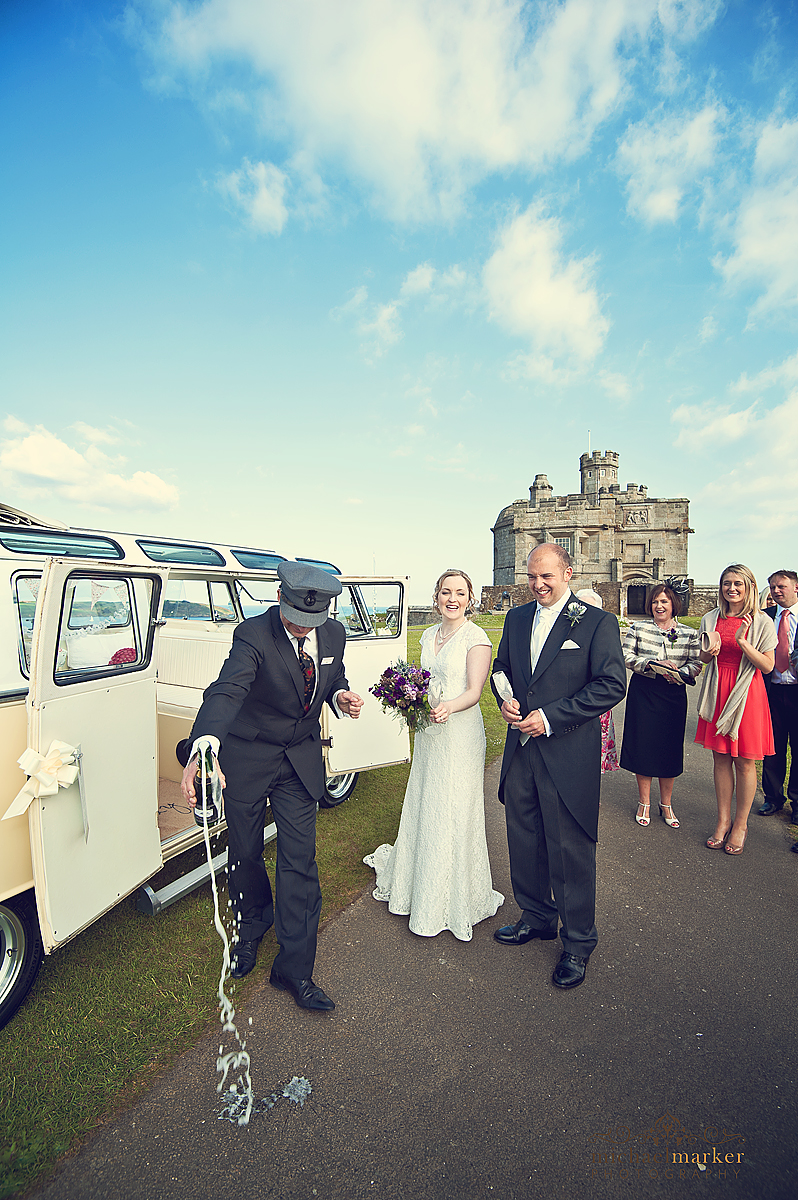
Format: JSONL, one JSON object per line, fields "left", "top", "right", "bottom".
{"left": 491, "top": 543, "right": 626, "bottom": 989}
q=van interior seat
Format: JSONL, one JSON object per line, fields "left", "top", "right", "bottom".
{"left": 64, "top": 629, "right": 135, "bottom": 670}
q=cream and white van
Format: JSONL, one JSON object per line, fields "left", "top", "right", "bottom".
{"left": 0, "top": 501, "right": 410, "bottom": 1027}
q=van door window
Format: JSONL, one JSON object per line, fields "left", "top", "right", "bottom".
{"left": 55, "top": 575, "right": 153, "bottom": 678}
{"left": 334, "top": 583, "right": 403, "bottom": 639}
{"left": 14, "top": 574, "right": 41, "bottom": 674}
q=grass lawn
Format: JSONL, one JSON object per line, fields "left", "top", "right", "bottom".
{"left": 0, "top": 617, "right": 507, "bottom": 1199}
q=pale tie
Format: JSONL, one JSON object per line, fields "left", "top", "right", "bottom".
{"left": 775, "top": 609, "right": 792, "bottom": 675}
{"left": 530, "top": 606, "right": 555, "bottom": 672}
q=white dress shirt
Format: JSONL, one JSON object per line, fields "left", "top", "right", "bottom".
{"left": 530, "top": 590, "right": 573, "bottom": 736}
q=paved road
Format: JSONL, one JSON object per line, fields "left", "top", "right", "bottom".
{"left": 31, "top": 694, "right": 797, "bottom": 1200}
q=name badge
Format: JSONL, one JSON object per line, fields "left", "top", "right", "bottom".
{"left": 321, "top": 657, "right": 334, "bottom": 666}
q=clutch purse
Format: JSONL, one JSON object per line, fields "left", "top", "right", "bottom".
{"left": 647, "top": 660, "right": 694, "bottom": 686}
{"left": 701, "top": 631, "right": 721, "bottom": 654}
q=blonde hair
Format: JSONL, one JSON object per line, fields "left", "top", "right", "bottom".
{"left": 433, "top": 569, "right": 476, "bottom": 616}
{"left": 719, "top": 563, "right": 759, "bottom": 618}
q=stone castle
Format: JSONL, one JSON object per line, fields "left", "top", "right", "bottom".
{"left": 481, "top": 451, "right": 695, "bottom": 616}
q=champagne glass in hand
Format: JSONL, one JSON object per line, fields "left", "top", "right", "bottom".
{"left": 428, "top": 681, "right": 442, "bottom": 725}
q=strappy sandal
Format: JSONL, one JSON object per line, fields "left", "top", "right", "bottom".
{"left": 635, "top": 802, "right": 650, "bottom": 827}
{"left": 725, "top": 829, "right": 748, "bottom": 855}
{"left": 659, "top": 803, "right": 680, "bottom": 829}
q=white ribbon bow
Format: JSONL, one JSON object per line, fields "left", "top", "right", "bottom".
{"left": 3, "top": 740, "right": 80, "bottom": 821}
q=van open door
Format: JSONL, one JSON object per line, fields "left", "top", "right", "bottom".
{"left": 25, "top": 558, "right": 167, "bottom": 952}
{"left": 322, "top": 578, "right": 411, "bottom": 793}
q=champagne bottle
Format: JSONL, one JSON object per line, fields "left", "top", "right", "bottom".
{"left": 193, "top": 746, "right": 219, "bottom": 827}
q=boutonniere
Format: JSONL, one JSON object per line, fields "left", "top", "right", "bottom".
{"left": 665, "top": 628, "right": 678, "bottom": 645}
{"left": 566, "top": 601, "right": 587, "bottom": 627}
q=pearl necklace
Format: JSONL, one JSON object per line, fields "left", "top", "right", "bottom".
{"left": 437, "top": 620, "right": 465, "bottom": 643}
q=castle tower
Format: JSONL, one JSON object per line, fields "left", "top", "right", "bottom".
{"left": 580, "top": 450, "right": 619, "bottom": 498}
{"left": 529, "top": 473, "right": 553, "bottom": 508}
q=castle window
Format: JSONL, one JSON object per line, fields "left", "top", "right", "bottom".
{"left": 554, "top": 536, "right": 572, "bottom": 555}
{"left": 600, "top": 469, "right": 605, "bottom": 477}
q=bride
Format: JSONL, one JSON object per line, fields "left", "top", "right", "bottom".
{"left": 364, "top": 569, "right": 504, "bottom": 940}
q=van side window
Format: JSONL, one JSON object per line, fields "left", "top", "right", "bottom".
{"left": 162, "top": 579, "right": 238, "bottom": 622}
{"left": 14, "top": 574, "right": 41, "bottom": 674}
{"left": 235, "top": 581, "right": 279, "bottom": 619}
{"left": 55, "top": 576, "right": 152, "bottom": 677}
{"left": 333, "top": 583, "right": 403, "bottom": 639}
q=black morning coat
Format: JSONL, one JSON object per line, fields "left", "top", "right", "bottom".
{"left": 189, "top": 604, "right": 349, "bottom": 803}
{"left": 491, "top": 593, "right": 627, "bottom": 842}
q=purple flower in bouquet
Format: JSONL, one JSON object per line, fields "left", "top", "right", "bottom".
{"left": 370, "top": 659, "right": 433, "bottom": 733}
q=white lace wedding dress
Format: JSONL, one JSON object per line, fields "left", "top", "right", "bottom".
{"left": 364, "top": 621, "right": 504, "bottom": 941}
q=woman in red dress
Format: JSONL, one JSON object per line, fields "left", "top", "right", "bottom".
{"left": 696, "top": 564, "right": 776, "bottom": 855}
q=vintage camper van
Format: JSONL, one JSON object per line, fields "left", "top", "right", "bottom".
{"left": 0, "top": 502, "right": 410, "bottom": 1027}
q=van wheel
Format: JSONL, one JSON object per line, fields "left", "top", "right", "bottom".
{"left": 319, "top": 772, "right": 358, "bottom": 808}
{"left": 0, "top": 893, "right": 44, "bottom": 1030}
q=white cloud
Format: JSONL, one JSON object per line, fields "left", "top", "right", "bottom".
{"left": 716, "top": 117, "right": 798, "bottom": 321}
{"left": 697, "top": 391, "right": 798, "bottom": 537}
{"left": 698, "top": 312, "right": 717, "bottom": 342}
{"left": 599, "top": 370, "right": 632, "bottom": 401}
{"left": 731, "top": 350, "right": 798, "bottom": 394}
{"left": 216, "top": 158, "right": 288, "bottom": 234}
{"left": 656, "top": 0, "right": 723, "bottom": 42}
{"left": 4, "top": 415, "right": 29, "bottom": 434}
{"left": 357, "top": 301, "right": 403, "bottom": 357}
{"left": 0, "top": 426, "right": 179, "bottom": 511}
{"left": 71, "top": 422, "right": 119, "bottom": 445}
{"left": 400, "top": 264, "right": 437, "bottom": 297}
{"left": 671, "top": 400, "right": 760, "bottom": 449}
{"left": 483, "top": 203, "right": 609, "bottom": 365}
{"left": 616, "top": 103, "right": 722, "bottom": 223}
{"left": 333, "top": 262, "right": 468, "bottom": 359}
{"left": 132, "top": 0, "right": 720, "bottom": 221}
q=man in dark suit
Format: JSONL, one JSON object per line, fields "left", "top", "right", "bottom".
{"left": 491, "top": 543, "right": 626, "bottom": 989}
{"left": 759, "top": 570, "right": 798, "bottom": 823}
{"left": 180, "top": 561, "right": 363, "bottom": 1010}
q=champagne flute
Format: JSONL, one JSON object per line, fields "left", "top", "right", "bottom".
{"left": 428, "top": 680, "right": 442, "bottom": 727}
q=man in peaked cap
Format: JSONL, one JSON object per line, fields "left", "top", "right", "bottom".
{"left": 181, "top": 561, "right": 363, "bottom": 1010}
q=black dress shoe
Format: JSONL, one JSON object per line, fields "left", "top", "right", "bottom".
{"left": 230, "top": 938, "right": 261, "bottom": 979}
{"left": 493, "top": 919, "right": 558, "bottom": 945}
{"left": 552, "top": 952, "right": 588, "bottom": 989}
{"left": 758, "top": 801, "right": 785, "bottom": 816}
{"left": 269, "top": 967, "right": 335, "bottom": 1010}
{"left": 790, "top": 842, "right": 798, "bottom": 854}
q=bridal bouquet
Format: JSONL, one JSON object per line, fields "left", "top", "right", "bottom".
{"left": 370, "top": 660, "right": 434, "bottom": 733}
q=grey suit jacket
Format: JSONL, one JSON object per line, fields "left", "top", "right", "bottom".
{"left": 190, "top": 605, "right": 349, "bottom": 802}
{"left": 491, "top": 593, "right": 627, "bottom": 841}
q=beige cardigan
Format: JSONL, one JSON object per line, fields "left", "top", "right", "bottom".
{"left": 696, "top": 609, "right": 777, "bottom": 740}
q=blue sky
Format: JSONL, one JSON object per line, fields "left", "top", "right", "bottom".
{"left": 2, "top": 0, "right": 798, "bottom": 603}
